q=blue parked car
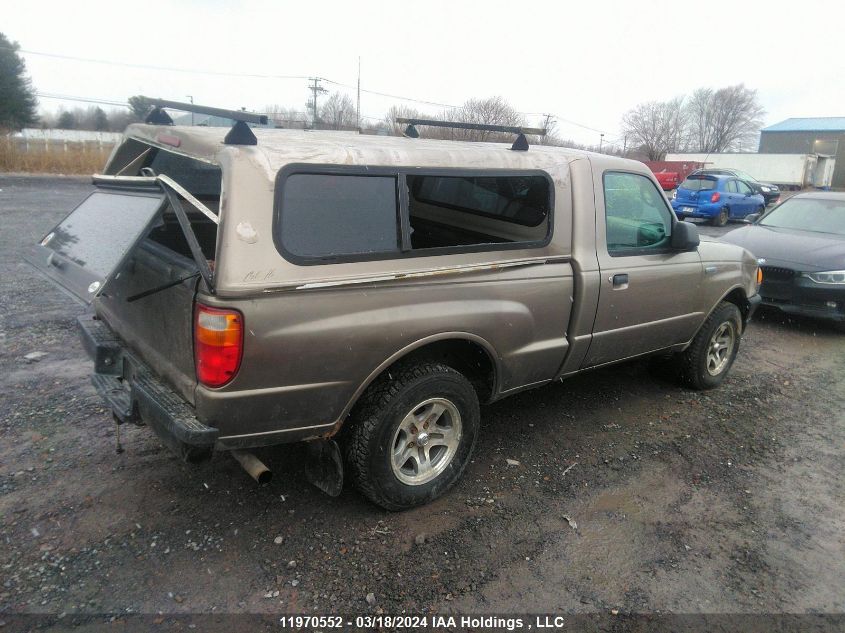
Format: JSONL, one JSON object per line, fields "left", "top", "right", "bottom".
{"left": 671, "top": 174, "right": 766, "bottom": 227}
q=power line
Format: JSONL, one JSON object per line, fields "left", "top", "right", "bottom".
{"left": 549, "top": 115, "right": 607, "bottom": 135}
{"left": 12, "top": 46, "right": 309, "bottom": 81}
{"left": 37, "top": 92, "right": 129, "bottom": 108}
{"left": 320, "top": 77, "right": 458, "bottom": 109}
{"left": 36, "top": 91, "right": 389, "bottom": 127}
{"left": 14, "top": 45, "right": 610, "bottom": 134}
{"left": 14, "top": 45, "right": 455, "bottom": 109}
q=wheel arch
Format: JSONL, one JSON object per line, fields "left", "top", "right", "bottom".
{"left": 329, "top": 333, "right": 500, "bottom": 436}
{"left": 713, "top": 285, "right": 752, "bottom": 329}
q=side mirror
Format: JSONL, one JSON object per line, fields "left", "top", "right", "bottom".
{"left": 671, "top": 220, "right": 700, "bottom": 251}
{"left": 745, "top": 213, "right": 761, "bottom": 224}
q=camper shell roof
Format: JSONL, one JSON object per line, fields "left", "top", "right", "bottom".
{"left": 115, "top": 124, "right": 633, "bottom": 178}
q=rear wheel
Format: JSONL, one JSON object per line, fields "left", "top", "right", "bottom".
{"left": 681, "top": 301, "right": 742, "bottom": 390}
{"left": 712, "top": 207, "right": 729, "bottom": 227}
{"left": 344, "top": 362, "right": 480, "bottom": 510}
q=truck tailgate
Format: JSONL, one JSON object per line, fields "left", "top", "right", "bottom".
{"left": 95, "top": 239, "right": 200, "bottom": 405}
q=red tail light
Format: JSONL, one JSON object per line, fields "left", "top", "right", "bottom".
{"left": 194, "top": 304, "right": 243, "bottom": 388}
{"left": 710, "top": 192, "right": 721, "bottom": 203}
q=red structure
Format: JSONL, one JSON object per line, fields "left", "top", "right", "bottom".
{"left": 644, "top": 161, "right": 706, "bottom": 190}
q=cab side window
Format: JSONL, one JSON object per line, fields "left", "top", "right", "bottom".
{"left": 726, "top": 180, "right": 738, "bottom": 193}
{"left": 603, "top": 172, "right": 672, "bottom": 254}
{"left": 736, "top": 180, "right": 753, "bottom": 195}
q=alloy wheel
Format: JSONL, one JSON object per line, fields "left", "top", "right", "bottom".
{"left": 390, "top": 398, "right": 463, "bottom": 485}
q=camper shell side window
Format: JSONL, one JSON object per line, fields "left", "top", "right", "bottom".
{"left": 273, "top": 164, "right": 554, "bottom": 265}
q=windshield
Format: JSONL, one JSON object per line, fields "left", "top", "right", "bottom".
{"left": 680, "top": 177, "right": 717, "bottom": 191}
{"left": 759, "top": 197, "right": 845, "bottom": 235}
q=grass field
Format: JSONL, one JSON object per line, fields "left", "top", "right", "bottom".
{"left": 0, "top": 139, "right": 112, "bottom": 174}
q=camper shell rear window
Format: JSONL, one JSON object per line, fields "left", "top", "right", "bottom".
{"left": 273, "top": 164, "right": 554, "bottom": 265}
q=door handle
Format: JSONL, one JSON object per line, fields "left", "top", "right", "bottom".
{"left": 611, "top": 273, "right": 629, "bottom": 289}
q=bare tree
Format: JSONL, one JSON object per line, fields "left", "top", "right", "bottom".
{"left": 37, "top": 110, "right": 56, "bottom": 129}
{"left": 318, "top": 92, "right": 356, "bottom": 130}
{"left": 70, "top": 106, "right": 109, "bottom": 131}
{"left": 388, "top": 97, "right": 525, "bottom": 142}
{"left": 107, "top": 109, "right": 136, "bottom": 131}
{"left": 360, "top": 119, "right": 389, "bottom": 135}
{"left": 441, "top": 96, "right": 524, "bottom": 142}
{"left": 685, "top": 84, "right": 764, "bottom": 152}
{"left": 534, "top": 116, "right": 560, "bottom": 146}
{"left": 384, "top": 104, "right": 423, "bottom": 136}
{"left": 263, "top": 104, "right": 308, "bottom": 129}
{"left": 621, "top": 97, "right": 686, "bottom": 160}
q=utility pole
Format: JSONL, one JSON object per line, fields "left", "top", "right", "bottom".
{"left": 356, "top": 57, "right": 361, "bottom": 133}
{"left": 308, "top": 77, "right": 328, "bottom": 130}
{"left": 599, "top": 133, "right": 605, "bottom": 152}
{"left": 541, "top": 113, "right": 553, "bottom": 144}
{"left": 186, "top": 95, "right": 194, "bottom": 126}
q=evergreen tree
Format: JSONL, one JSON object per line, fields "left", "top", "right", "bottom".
{"left": 93, "top": 107, "right": 109, "bottom": 131}
{"left": 57, "top": 111, "right": 76, "bottom": 129}
{"left": 128, "top": 95, "right": 152, "bottom": 121}
{"left": 0, "top": 32, "right": 38, "bottom": 130}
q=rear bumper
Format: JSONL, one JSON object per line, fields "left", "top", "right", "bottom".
{"left": 672, "top": 201, "right": 720, "bottom": 219}
{"left": 79, "top": 314, "right": 218, "bottom": 461}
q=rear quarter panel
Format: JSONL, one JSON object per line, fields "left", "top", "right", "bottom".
{"left": 197, "top": 261, "right": 574, "bottom": 441}
{"left": 199, "top": 157, "right": 576, "bottom": 444}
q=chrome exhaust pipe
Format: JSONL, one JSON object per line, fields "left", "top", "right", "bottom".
{"left": 231, "top": 450, "right": 272, "bottom": 484}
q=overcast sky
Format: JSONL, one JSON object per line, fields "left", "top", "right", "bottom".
{"left": 4, "top": 0, "right": 843, "bottom": 147}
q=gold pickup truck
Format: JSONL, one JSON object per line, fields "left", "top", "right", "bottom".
{"left": 28, "top": 103, "right": 761, "bottom": 509}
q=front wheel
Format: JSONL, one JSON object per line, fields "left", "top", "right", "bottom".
{"left": 344, "top": 362, "right": 480, "bottom": 510}
{"left": 681, "top": 301, "right": 742, "bottom": 389}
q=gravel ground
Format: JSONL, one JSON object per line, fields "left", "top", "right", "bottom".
{"left": 1, "top": 175, "right": 843, "bottom": 627}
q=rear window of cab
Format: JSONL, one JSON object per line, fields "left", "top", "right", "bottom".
{"left": 680, "top": 177, "right": 717, "bottom": 191}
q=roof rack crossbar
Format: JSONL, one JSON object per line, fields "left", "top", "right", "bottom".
{"left": 395, "top": 118, "right": 546, "bottom": 136}
{"left": 141, "top": 97, "right": 268, "bottom": 146}
{"left": 144, "top": 98, "right": 268, "bottom": 125}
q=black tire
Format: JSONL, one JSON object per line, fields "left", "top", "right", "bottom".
{"left": 712, "top": 207, "right": 729, "bottom": 227}
{"left": 344, "top": 362, "right": 480, "bottom": 510}
{"left": 681, "top": 301, "right": 742, "bottom": 390}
